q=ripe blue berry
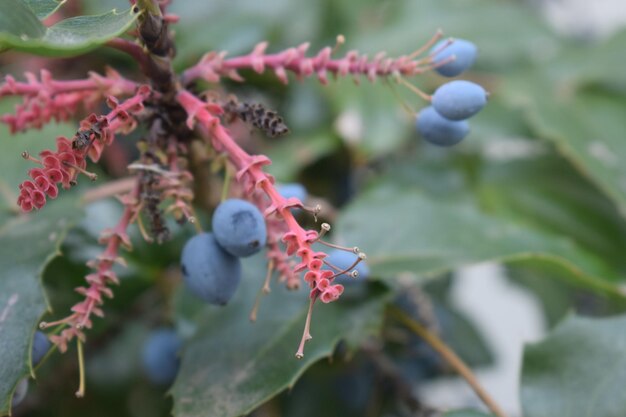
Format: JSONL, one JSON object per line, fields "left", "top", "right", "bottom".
{"left": 141, "top": 328, "right": 182, "bottom": 386}
{"left": 430, "top": 39, "right": 477, "bottom": 77}
{"left": 11, "top": 378, "right": 28, "bottom": 408}
{"left": 181, "top": 232, "right": 242, "bottom": 305}
{"left": 324, "top": 249, "right": 370, "bottom": 285}
{"left": 277, "top": 183, "right": 308, "bottom": 203}
{"left": 431, "top": 80, "right": 487, "bottom": 121}
{"left": 212, "top": 199, "right": 267, "bottom": 257}
{"left": 31, "top": 331, "right": 50, "bottom": 367}
{"left": 416, "top": 106, "right": 469, "bottom": 147}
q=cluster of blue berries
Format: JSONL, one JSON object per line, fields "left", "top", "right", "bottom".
{"left": 416, "top": 39, "right": 487, "bottom": 147}
{"left": 181, "top": 198, "right": 267, "bottom": 306}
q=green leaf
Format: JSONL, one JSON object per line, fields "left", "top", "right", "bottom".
{"left": 478, "top": 155, "right": 626, "bottom": 272}
{"left": 327, "top": 80, "right": 410, "bottom": 156}
{"left": 0, "top": 104, "right": 82, "bottom": 414}
{"left": 505, "top": 70, "right": 626, "bottom": 218}
{"left": 23, "top": 0, "right": 67, "bottom": 20}
{"left": 0, "top": 198, "right": 80, "bottom": 415}
{"left": 172, "top": 257, "right": 390, "bottom": 417}
{"left": 521, "top": 314, "right": 626, "bottom": 417}
{"left": 0, "top": 0, "right": 46, "bottom": 45}
{"left": 0, "top": 7, "right": 139, "bottom": 56}
{"left": 336, "top": 186, "right": 624, "bottom": 296}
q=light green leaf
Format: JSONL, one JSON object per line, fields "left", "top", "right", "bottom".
{"left": 0, "top": 198, "right": 80, "bottom": 415}
{"left": 23, "top": 0, "right": 67, "bottom": 20}
{"left": 172, "top": 257, "right": 390, "bottom": 417}
{"left": 336, "top": 186, "right": 624, "bottom": 297}
{"left": 521, "top": 314, "right": 626, "bottom": 417}
{"left": 0, "top": 7, "right": 139, "bottom": 56}
{"left": 0, "top": 0, "right": 46, "bottom": 44}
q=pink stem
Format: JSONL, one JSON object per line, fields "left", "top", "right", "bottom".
{"left": 182, "top": 41, "right": 435, "bottom": 85}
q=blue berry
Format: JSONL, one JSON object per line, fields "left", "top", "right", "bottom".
{"left": 212, "top": 199, "right": 267, "bottom": 257}
{"left": 31, "top": 331, "right": 50, "bottom": 367}
{"left": 277, "top": 183, "right": 307, "bottom": 203}
{"left": 181, "top": 232, "right": 242, "bottom": 305}
{"left": 11, "top": 378, "right": 28, "bottom": 408}
{"left": 431, "top": 80, "right": 487, "bottom": 121}
{"left": 416, "top": 106, "right": 469, "bottom": 147}
{"left": 141, "top": 328, "right": 182, "bottom": 386}
{"left": 324, "top": 249, "right": 370, "bottom": 285}
{"left": 430, "top": 39, "right": 477, "bottom": 77}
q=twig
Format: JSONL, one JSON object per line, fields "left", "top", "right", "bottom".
{"left": 389, "top": 306, "right": 509, "bottom": 417}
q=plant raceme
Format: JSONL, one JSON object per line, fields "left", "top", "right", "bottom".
{"left": 0, "top": 0, "right": 487, "bottom": 400}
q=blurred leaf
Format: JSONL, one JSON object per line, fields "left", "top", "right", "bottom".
{"left": 506, "top": 69, "right": 626, "bottom": 218}
{"left": 23, "top": 0, "right": 66, "bottom": 19}
{"left": 264, "top": 133, "right": 337, "bottom": 181}
{"left": 550, "top": 30, "right": 626, "bottom": 92}
{"left": 437, "top": 302, "right": 492, "bottom": 367}
{"left": 327, "top": 80, "right": 410, "bottom": 156}
{"left": 337, "top": 186, "right": 624, "bottom": 296}
{"left": 0, "top": 6, "right": 138, "bottom": 56}
{"left": 0, "top": 0, "right": 46, "bottom": 50}
{"left": 351, "top": 0, "right": 559, "bottom": 71}
{"left": 172, "top": 257, "right": 390, "bottom": 417}
{"left": 506, "top": 265, "right": 575, "bottom": 328}
{"left": 0, "top": 198, "right": 82, "bottom": 414}
{"left": 171, "top": 0, "right": 324, "bottom": 64}
{"left": 479, "top": 155, "right": 626, "bottom": 272}
{"left": 521, "top": 314, "right": 626, "bottom": 417}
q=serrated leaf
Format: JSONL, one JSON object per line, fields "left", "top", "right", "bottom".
{"left": 23, "top": 0, "right": 67, "bottom": 20}
{"left": 172, "top": 257, "right": 390, "bottom": 417}
{"left": 0, "top": 7, "right": 139, "bottom": 56}
{"left": 521, "top": 314, "right": 626, "bottom": 417}
{"left": 336, "top": 186, "right": 624, "bottom": 297}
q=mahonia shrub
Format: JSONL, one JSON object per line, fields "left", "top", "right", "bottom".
{"left": 0, "top": 1, "right": 497, "bottom": 416}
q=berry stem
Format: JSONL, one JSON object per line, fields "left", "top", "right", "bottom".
{"left": 75, "top": 339, "right": 86, "bottom": 398}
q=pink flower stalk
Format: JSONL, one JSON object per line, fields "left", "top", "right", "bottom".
{"left": 177, "top": 89, "right": 345, "bottom": 358}
{"left": 17, "top": 87, "right": 150, "bottom": 212}
{"left": 181, "top": 34, "right": 445, "bottom": 86}
{"left": 0, "top": 68, "right": 137, "bottom": 133}
{"left": 44, "top": 182, "right": 141, "bottom": 352}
